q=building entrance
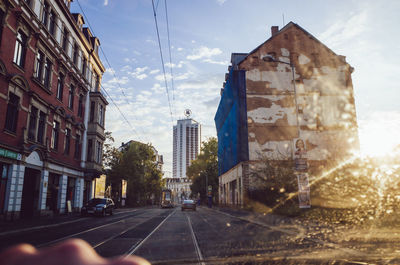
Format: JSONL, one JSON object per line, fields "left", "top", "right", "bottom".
{"left": 46, "top": 173, "right": 60, "bottom": 213}
{"left": 20, "top": 168, "right": 40, "bottom": 218}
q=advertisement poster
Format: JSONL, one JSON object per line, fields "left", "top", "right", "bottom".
{"left": 121, "top": 179, "right": 127, "bottom": 199}
{"left": 293, "top": 138, "right": 308, "bottom": 171}
{"left": 94, "top": 174, "right": 107, "bottom": 198}
{"left": 297, "top": 173, "right": 311, "bottom": 208}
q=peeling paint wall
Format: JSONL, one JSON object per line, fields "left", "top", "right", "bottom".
{"left": 239, "top": 24, "right": 359, "bottom": 163}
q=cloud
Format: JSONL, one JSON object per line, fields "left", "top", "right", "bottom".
{"left": 149, "top": 69, "right": 160, "bottom": 75}
{"left": 129, "top": 66, "right": 149, "bottom": 80}
{"left": 103, "top": 0, "right": 108, "bottom": 6}
{"left": 155, "top": 72, "right": 191, "bottom": 82}
{"left": 105, "top": 68, "right": 115, "bottom": 75}
{"left": 216, "top": 0, "right": 227, "bottom": 5}
{"left": 165, "top": 62, "right": 183, "bottom": 68}
{"left": 187, "top": 46, "right": 223, "bottom": 60}
{"left": 177, "top": 47, "right": 183, "bottom": 51}
{"left": 319, "top": 10, "right": 368, "bottom": 49}
{"left": 203, "top": 96, "right": 220, "bottom": 108}
{"left": 202, "top": 58, "right": 229, "bottom": 65}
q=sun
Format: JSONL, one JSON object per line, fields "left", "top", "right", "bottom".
{"left": 358, "top": 118, "right": 400, "bottom": 157}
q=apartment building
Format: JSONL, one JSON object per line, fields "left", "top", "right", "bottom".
{"left": 0, "top": 0, "right": 107, "bottom": 219}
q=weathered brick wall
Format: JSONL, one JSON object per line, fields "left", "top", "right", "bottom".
{"left": 239, "top": 24, "right": 359, "bottom": 165}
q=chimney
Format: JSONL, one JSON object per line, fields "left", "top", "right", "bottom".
{"left": 271, "top": 26, "right": 279, "bottom": 36}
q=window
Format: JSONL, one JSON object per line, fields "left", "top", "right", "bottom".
{"left": 73, "top": 43, "right": 79, "bottom": 65}
{"left": 87, "top": 139, "right": 93, "bottom": 162}
{"left": 89, "top": 101, "right": 95, "bottom": 122}
{"left": 13, "top": 31, "right": 27, "bottom": 68}
{"left": 35, "top": 50, "right": 44, "bottom": 81}
{"left": 96, "top": 140, "right": 102, "bottom": 164}
{"left": 43, "top": 58, "right": 52, "bottom": 89}
{"left": 4, "top": 93, "right": 19, "bottom": 133}
{"left": 51, "top": 121, "right": 59, "bottom": 150}
{"left": 95, "top": 73, "right": 100, "bottom": 91}
{"left": 64, "top": 128, "right": 71, "bottom": 154}
{"left": 98, "top": 104, "right": 104, "bottom": 126}
{"left": 0, "top": 9, "right": 4, "bottom": 46}
{"left": 74, "top": 133, "right": 81, "bottom": 159}
{"left": 28, "top": 106, "right": 38, "bottom": 140}
{"left": 48, "top": 11, "right": 56, "bottom": 36}
{"left": 68, "top": 85, "right": 74, "bottom": 109}
{"left": 78, "top": 95, "right": 84, "bottom": 117}
{"left": 82, "top": 57, "right": 87, "bottom": 77}
{"left": 37, "top": 111, "right": 46, "bottom": 144}
{"left": 62, "top": 27, "right": 69, "bottom": 52}
{"left": 42, "top": 2, "right": 49, "bottom": 26}
{"left": 56, "top": 73, "right": 64, "bottom": 101}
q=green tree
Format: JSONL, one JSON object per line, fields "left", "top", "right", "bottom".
{"left": 187, "top": 137, "right": 218, "bottom": 203}
{"left": 109, "top": 141, "right": 163, "bottom": 206}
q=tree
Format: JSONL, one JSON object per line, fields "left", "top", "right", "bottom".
{"left": 187, "top": 137, "right": 218, "bottom": 203}
{"left": 108, "top": 140, "right": 163, "bottom": 206}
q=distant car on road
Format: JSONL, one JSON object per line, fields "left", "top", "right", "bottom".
{"left": 81, "top": 198, "right": 115, "bottom": 216}
{"left": 181, "top": 199, "right": 196, "bottom": 211}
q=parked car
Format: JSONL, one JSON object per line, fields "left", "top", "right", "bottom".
{"left": 81, "top": 198, "right": 115, "bottom": 216}
{"left": 181, "top": 199, "right": 196, "bottom": 211}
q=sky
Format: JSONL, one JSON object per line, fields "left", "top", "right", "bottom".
{"left": 71, "top": 0, "right": 400, "bottom": 175}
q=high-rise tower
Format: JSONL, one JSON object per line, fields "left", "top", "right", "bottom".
{"left": 173, "top": 118, "right": 201, "bottom": 178}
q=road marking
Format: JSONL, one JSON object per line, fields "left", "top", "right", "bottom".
{"left": 37, "top": 210, "right": 140, "bottom": 248}
{"left": 186, "top": 214, "right": 205, "bottom": 265}
{"left": 0, "top": 209, "right": 138, "bottom": 237}
{"left": 124, "top": 209, "right": 176, "bottom": 256}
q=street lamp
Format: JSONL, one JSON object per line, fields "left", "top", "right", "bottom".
{"left": 262, "top": 54, "right": 301, "bottom": 138}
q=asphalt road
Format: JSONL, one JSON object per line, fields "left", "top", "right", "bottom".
{"left": 0, "top": 206, "right": 399, "bottom": 264}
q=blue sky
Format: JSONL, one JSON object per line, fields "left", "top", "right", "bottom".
{"left": 71, "top": 0, "right": 400, "bottom": 175}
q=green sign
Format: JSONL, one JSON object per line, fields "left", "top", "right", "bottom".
{"left": 0, "top": 148, "right": 22, "bottom": 160}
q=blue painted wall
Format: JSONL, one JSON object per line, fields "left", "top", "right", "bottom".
{"left": 214, "top": 69, "right": 248, "bottom": 176}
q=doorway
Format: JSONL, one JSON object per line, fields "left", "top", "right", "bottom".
{"left": 46, "top": 173, "right": 60, "bottom": 213}
{"left": 20, "top": 168, "right": 41, "bottom": 218}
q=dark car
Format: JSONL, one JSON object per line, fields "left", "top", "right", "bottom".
{"left": 181, "top": 199, "right": 196, "bottom": 211}
{"left": 81, "top": 198, "right": 115, "bottom": 216}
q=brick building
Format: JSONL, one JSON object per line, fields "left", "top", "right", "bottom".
{"left": 0, "top": 0, "right": 107, "bottom": 219}
{"left": 215, "top": 22, "right": 359, "bottom": 206}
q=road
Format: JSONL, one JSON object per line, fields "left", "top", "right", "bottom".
{"left": 0, "top": 206, "right": 398, "bottom": 264}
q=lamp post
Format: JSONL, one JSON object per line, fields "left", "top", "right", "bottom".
{"left": 262, "top": 54, "right": 300, "bottom": 138}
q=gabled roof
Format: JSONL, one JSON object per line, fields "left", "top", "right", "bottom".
{"left": 238, "top": 21, "right": 342, "bottom": 66}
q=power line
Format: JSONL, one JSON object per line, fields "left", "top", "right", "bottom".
{"left": 151, "top": 0, "right": 174, "bottom": 124}
{"left": 74, "top": 0, "right": 144, "bottom": 142}
{"left": 164, "top": 0, "right": 176, "bottom": 117}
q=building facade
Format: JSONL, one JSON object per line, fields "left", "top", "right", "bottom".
{"left": 0, "top": 0, "right": 107, "bottom": 219}
{"left": 170, "top": 118, "right": 201, "bottom": 201}
{"left": 215, "top": 22, "right": 359, "bottom": 206}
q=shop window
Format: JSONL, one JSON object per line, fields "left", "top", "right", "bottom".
{"left": 4, "top": 93, "right": 20, "bottom": 133}
{"left": 0, "top": 163, "right": 9, "bottom": 214}
{"left": 13, "top": 30, "right": 27, "bottom": 68}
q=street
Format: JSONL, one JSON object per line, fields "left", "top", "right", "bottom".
{"left": 1, "top": 206, "right": 399, "bottom": 264}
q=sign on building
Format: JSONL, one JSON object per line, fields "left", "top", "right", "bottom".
{"left": 94, "top": 174, "right": 107, "bottom": 198}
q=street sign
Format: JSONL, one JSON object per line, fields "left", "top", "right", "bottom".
{"left": 208, "top": 185, "right": 212, "bottom": 192}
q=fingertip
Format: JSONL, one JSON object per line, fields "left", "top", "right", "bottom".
{"left": 0, "top": 243, "right": 38, "bottom": 265}
{"left": 111, "top": 256, "right": 151, "bottom": 265}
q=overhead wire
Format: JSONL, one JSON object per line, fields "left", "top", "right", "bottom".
{"left": 74, "top": 0, "right": 146, "bottom": 142}
{"left": 151, "top": 0, "right": 174, "bottom": 124}
{"left": 164, "top": 0, "right": 176, "bottom": 117}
